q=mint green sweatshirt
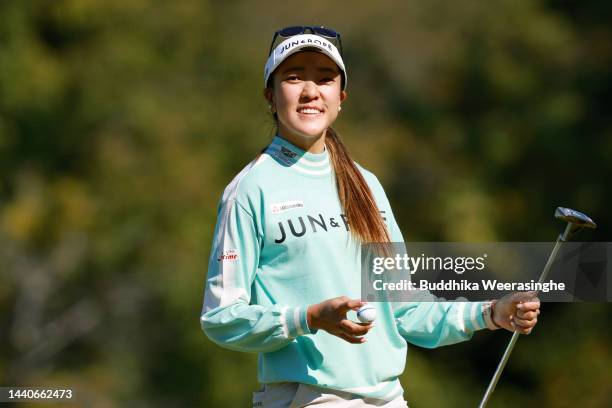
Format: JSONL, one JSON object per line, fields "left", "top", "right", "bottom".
{"left": 201, "top": 136, "right": 492, "bottom": 401}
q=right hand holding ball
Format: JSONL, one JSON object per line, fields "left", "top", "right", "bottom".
{"left": 307, "top": 297, "right": 374, "bottom": 344}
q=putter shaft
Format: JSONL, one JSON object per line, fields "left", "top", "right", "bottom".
{"left": 478, "top": 223, "right": 572, "bottom": 408}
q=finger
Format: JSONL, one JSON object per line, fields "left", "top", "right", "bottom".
{"left": 340, "top": 320, "right": 372, "bottom": 336}
{"left": 509, "top": 291, "right": 537, "bottom": 303}
{"left": 337, "top": 332, "right": 361, "bottom": 343}
{"left": 512, "top": 316, "right": 537, "bottom": 328}
{"left": 512, "top": 322, "right": 533, "bottom": 334}
{"left": 516, "top": 309, "right": 538, "bottom": 320}
{"left": 337, "top": 332, "right": 366, "bottom": 344}
{"left": 510, "top": 321, "right": 533, "bottom": 334}
{"left": 345, "top": 299, "right": 365, "bottom": 311}
{"left": 335, "top": 297, "right": 363, "bottom": 313}
{"left": 517, "top": 300, "right": 540, "bottom": 311}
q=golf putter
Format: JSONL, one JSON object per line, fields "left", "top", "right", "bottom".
{"left": 478, "top": 207, "right": 596, "bottom": 408}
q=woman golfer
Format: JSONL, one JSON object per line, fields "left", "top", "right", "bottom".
{"left": 201, "top": 26, "right": 541, "bottom": 407}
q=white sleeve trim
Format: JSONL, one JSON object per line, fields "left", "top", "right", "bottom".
{"left": 280, "top": 306, "right": 290, "bottom": 338}
{"left": 294, "top": 307, "right": 304, "bottom": 336}
{"left": 470, "top": 302, "right": 479, "bottom": 331}
{"left": 456, "top": 302, "right": 466, "bottom": 333}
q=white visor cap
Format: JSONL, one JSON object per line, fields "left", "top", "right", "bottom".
{"left": 264, "top": 34, "right": 347, "bottom": 90}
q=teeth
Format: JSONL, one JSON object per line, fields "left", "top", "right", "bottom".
{"left": 299, "top": 108, "right": 321, "bottom": 114}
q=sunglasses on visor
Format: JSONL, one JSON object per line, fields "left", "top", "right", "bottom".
{"left": 268, "top": 26, "right": 343, "bottom": 56}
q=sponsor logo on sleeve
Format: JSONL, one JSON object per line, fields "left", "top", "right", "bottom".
{"left": 271, "top": 200, "right": 304, "bottom": 214}
{"left": 217, "top": 249, "right": 239, "bottom": 262}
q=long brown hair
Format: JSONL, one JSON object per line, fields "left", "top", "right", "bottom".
{"left": 324, "top": 127, "right": 390, "bottom": 243}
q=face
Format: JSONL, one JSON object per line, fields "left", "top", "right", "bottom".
{"left": 266, "top": 51, "right": 347, "bottom": 150}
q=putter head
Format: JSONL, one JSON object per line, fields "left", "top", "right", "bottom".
{"left": 555, "top": 207, "right": 597, "bottom": 240}
{"left": 555, "top": 207, "right": 597, "bottom": 229}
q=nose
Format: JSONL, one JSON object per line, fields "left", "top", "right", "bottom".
{"left": 300, "top": 81, "right": 318, "bottom": 100}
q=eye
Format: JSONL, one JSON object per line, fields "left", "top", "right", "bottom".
{"left": 286, "top": 75, "right": 300, "bottom": 81}
{"left": 320, "top": 77, "right": 334, "bottom": 83}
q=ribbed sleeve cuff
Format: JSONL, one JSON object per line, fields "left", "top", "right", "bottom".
{"left": 482, "top": 300, "right": 502, "bottom": 330}
{"left": 460, "top": 302, "right": 489, "bottom": 332}
{"left": 281, "top": 306, "right": 316, "bottom": 338}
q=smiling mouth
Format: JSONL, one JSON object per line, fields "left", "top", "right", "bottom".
{"left": 297, "top": 107, "right": 324, "bottom": 115}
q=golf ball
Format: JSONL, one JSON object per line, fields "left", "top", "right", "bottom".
{"left": 356, "top": 304, "right": 376, "bottom": 323}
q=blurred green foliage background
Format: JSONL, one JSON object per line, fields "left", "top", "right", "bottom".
{"left": 1, "top": 0, "right": 610, "bottom": 407}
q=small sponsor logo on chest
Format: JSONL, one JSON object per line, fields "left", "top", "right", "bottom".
{"left": 271, "top": 200, "right": 304, "bottom": 214}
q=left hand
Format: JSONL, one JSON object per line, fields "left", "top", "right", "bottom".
{"left": 492, "top": 291, "right": 541, "bottom": 334}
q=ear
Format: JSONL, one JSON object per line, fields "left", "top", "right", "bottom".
{"left": 263, "top": 88, "right": 274, "bottom": 104}
{"left": 340, "top": 90, "right": 348, "bottom": 103}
